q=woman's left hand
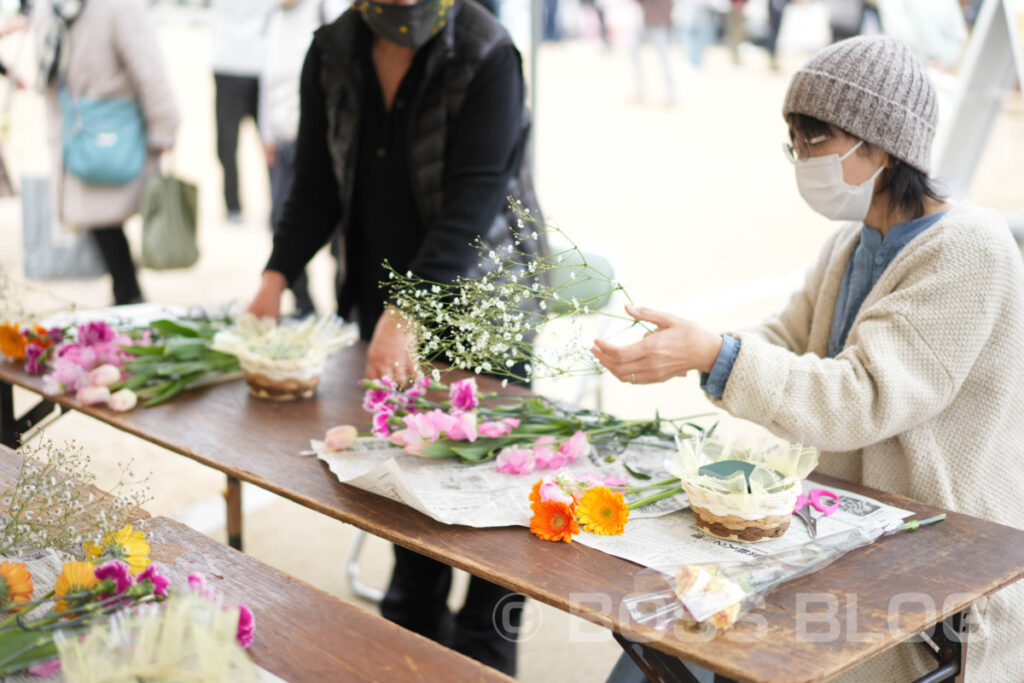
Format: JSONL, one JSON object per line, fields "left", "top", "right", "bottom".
{"left": 366, "top": 306, "right": 419, "bottom": 385}
{"left": 591, "top": 304, "right": 723, "bottom": 385}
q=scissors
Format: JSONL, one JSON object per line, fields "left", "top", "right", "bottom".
{"left": 793, "top": 488, "right": 840, "bottom": 538}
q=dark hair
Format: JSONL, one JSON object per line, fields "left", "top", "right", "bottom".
{"left": 786, "top": 113, "right": 943, "bottom": 221}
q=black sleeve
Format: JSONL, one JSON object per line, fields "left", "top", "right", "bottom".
{"left": 406, "top": 44, "right": 524, "bottom": 283}
{"left": 264, "top": 43, "right": 342, "bottom": 284}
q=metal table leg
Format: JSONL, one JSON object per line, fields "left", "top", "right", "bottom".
{"left": 612, "top": 632, "right": 736, "bottom": 683}
{"left": 913, "top": 610, "right": 969, "bottom": 683}
{"left": 225, "top": 475, "right": 243, "bottom": 551}
{"left": 0, "top": 381, "right": 60, "bottom": 448}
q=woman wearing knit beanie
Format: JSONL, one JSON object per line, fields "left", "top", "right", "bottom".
{"left": 595, "top": 36, "right": 1024, "bottom": 682}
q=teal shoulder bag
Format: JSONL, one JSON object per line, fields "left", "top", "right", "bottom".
{"left": 59, "top": 85, "right": 147, "bottom": 186}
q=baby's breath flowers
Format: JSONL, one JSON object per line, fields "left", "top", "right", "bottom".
{"left": 383, "top": 200, "right": 640, "bottom": 383}
{"left": 0, "top": 440, "right": 151, "bottom": 557}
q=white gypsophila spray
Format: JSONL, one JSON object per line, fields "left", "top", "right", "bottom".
{"left": 0, "top": 439, "right": 151, "bottom": 556}
{"left": 383, "top": 200, "right": 644, "bottom": 382}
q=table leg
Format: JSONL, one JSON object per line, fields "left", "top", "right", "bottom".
{"left": 0, "top": 382, "right": 59, "bottom": 448}
{"left": 225, "top": 475, "right": 243, "bottom": 551}
{"left": 612, "top": 632, "right": 736, "bottom": 683}
{"left": 913, "top": 610, "right": 969, "bottom": 683}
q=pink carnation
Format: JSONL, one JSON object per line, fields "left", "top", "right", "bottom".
{"left": 95, "top": 559, "right": 135, "bottom": 601}
{"left": 362, "top": 387, "right": 392, "bottom": 413}
{"left": 495, "top": 447, "right": 535, "bottom": 474}
{"left": 406, "top": 376, "right": 431, "bottom": 399}
{"left": 449, "top": 378, "right": 479, "bottom": 412}
{"left": 138, "top": 564, "right": 170, "bottom": 597}
{"left": 371, "top": 408, "right": 394, "bottom": 438}
{"left": 236, "top": 603, "right": 256, "bottom": 649}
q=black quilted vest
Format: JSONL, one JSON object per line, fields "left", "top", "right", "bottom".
{"left": 314, "top": 0, "right": 544, "bottom": 279}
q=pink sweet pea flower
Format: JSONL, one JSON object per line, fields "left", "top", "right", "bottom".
{"left": 559, "top": 431, "right": 590, "bottom": 464}
{"left": 76, "top": 385, "right": 110, "bottom": 405}
{"left": 138, "top": 564, "right": 170, "bottom": 598}
{"left": 324, "top": 425, "right": 358, "bottom": 451}
{"left": 478, "top": 417, "right": 521, "bottom": 438}
{"left": 495, "top": 447, "right": 535, "bottom": 474}
{"left": 538, "top": 480, "right": 575, "bottom": 505}
{"left": 603, "top": 475, "right": 630, "bottom": 488}
{"left": 236, "top": 603, "right": 256, "bottom": 649}
{"left": 445, "top": 411, "right": 478, "bottom": 442}
{"left": 26, "top": 659, "right": 61, "bottom": 676}
{"left": 532, "top": 436, "right": 559, "bottom": 469}
{"left": 449, "top": 378, "right": 479, "bottom": 412}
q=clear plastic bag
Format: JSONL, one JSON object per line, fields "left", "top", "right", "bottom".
{"left": 624, "top": 525, "right": 886, "bottom": 631}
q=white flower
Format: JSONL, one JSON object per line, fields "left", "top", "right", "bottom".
{"left": 108, "top": 389, "right": 138, "bottom": 412}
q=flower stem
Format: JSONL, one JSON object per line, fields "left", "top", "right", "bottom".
{"left": 627, "top": 485, "right": 683, "bottom": 510}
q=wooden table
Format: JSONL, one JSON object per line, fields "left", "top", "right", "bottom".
{"left": 3, "top": 347, "right": 1024, "bottom": 681}
{"left": 0, "top": 444, "right": 511, "bottom": 683}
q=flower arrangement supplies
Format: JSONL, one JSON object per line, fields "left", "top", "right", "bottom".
{"left": 212, "top": 313, "right": 357, "bottom": 400}
{"left": 622, "top": 515, "right": 946, "bottom": 633}
{"left": 667, "top": 433, "right": 819, "bottom": 543}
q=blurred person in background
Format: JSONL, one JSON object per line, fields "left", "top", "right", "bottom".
{"left": 581, "top": 0, "right": 610, "bottom": 48}
{"left": 246, "top": 0, "right": 542, "bottom": 674}
{"left": 763, "top": 0, "right": 786, "bottom": 70}
{"left": 632, "top": 0, "right": 675, "bottom": 104}
{"left": 827, "top": 0, "right": 865, "bottom": 42}
{"left": 260, "top": 0, "right": 325, "bottom": 318}
{"left": 679, "top": 0, "right": 716, "bottom": 70}
{"left": 209, "top": 0, "right": 271, "bottom": 223}
{"left": 877, "top": 0, "right": 967, "bottom": 72}
{"left": 597, "top": 35, "right": 1024, "bottom": 682}
{"left": 726, "top": 0, "right": 746, "bottom": 64}
{"left": 31, "top": 0, "right": 178, "bottom": 305}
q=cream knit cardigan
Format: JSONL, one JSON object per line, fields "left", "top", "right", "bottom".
{"left": 713, "top": 204, "right": 1024, "bottom": 682}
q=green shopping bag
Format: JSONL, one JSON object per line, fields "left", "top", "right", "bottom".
{"left": 141, "top": 171, "right": 199, "bottom": 270}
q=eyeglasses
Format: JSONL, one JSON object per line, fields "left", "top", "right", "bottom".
{"left": 783, "top": 134, "right": 830, "bottom": 163}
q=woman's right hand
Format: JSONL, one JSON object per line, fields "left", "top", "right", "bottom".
{"left": 247, "top": 271, "right": 288, "bottom": 320}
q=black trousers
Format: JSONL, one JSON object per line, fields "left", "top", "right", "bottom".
{"left": 214, "top": 73, "right": 259, "bottom": 214}
{"left": 380, "top": 545, "right": 524, "bottom": 677}
{"left": 90, "top": 225, "right": 141, "bottom": 305}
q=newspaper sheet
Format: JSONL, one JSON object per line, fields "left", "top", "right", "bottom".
{"left": 312, "top": 438, "right": 912, "bottom": 570}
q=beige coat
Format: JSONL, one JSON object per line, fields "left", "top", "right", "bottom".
{"left": 33, "top": 0, "right": 179, "bottom": 229}
{"left": 714, "top": 204, "right": 1024, "bottom": 681}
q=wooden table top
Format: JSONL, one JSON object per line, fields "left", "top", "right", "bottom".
{"left": 4, "top": 349, "right": 1024, "bottom": 681}
{"left": 0, "top": 444, "right": 511, "bottom": 683}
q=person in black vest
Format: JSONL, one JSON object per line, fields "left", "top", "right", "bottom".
{"left": 247, "top": 0, "right": 540, "bottom": 675}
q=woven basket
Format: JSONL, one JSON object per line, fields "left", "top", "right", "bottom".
{"left": 239, "top": 354, "right": 325, "bottom": 401}
{"left": 684, "top": 480, "right": 799, "bottom": 543}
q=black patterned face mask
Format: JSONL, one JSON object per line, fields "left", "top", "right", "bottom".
{"left": 356, "top": 0, "right": 455, "bottom": 49}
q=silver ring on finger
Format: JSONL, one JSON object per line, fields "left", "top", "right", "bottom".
{"left": 631, "top": 372, "right": 637, "bottom": 384}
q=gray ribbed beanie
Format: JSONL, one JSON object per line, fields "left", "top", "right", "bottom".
{"left": 782, "top": 36, "right": 937, "bottom": 174}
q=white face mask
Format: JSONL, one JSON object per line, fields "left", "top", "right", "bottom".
{"left": 794, "top": 140, "right": 885, "bottom": 222}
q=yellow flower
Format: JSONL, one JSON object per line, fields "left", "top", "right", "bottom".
{"left": 55, "top": 561, "right": 99, "bottom": 615}
{"left": 576, "top": 486, "right": 629, "bottom": 535}
{"left": 0, "top": 322, "right": 27, "bottom": 361}
{"left": 84, "top": 525, "right": 151, "bottom": 576}
{"left": 0, "top": 561, "right": 33, "bottom": 610}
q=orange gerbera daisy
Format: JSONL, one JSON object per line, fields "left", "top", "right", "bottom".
{"left": 576, "top": 487, "right": 629, "bottom": 536}
{"left": 0, "top": 323, "right": 27, "bottom": 361}
{"left": 0, "top": 561, "right": 33, "bottom": 610}
{"left": 530, "top": 501, "right": 579, "bottom": 543}
{"left": 529, "top": 479, "right": 543, "bottom": 506}
{"left": 55, "top": 561, "right": 99, "bottom": 615}
{"left": 28, "top": 325, "right": 54, "bottom": 350}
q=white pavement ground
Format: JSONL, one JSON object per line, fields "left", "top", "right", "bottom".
{"left": 0, "top": 5, "right": 1022, "bottom": 681}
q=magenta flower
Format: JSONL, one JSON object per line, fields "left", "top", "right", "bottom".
{"left": 77, "top": 321, "right": 115, "bottom": 346}
{"left": 236, "top": 603, "right": 256, "bottom": 649}
{"left": 496, "top": 447, "right": 535, "bottom": 474}
{"left": 95, "top": 559, "right": 135, "bottom": 597}
{"left": 138, "top": 564, "right": 170, "bottom": 597}
{"left": 47, "top": 327, "right": 64, "bottom": 344}
{"left": 24, "top": 344, "right": 45, "bottom": 375}
{"left": 406, "top": 376, "right": 431, "bottom": 400}
{"left": 187, "top": 573, "right": 218, "bottom": 602}
{"left": 362, "top": 387, "right": 392, "bottom": 413}
{"left": 445, "top": 411, "right": 478, "bottom": 442}
{"left": 449, "top": 378, "right": 479, "bottom": 412}
{"left": 371, "top": 406, "right": 394, "bottom": 438}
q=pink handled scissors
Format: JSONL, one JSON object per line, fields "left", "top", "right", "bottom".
{"left": 793, "top": 489, "right": 840, "bottom": 538}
